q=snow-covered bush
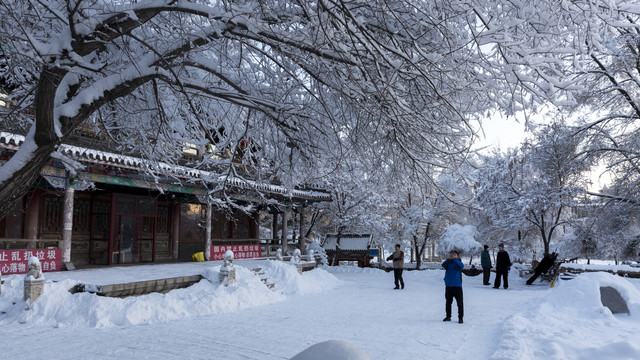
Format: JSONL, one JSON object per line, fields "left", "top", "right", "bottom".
{"left": 439, "top": 224, "right": 481, "bottom": 256}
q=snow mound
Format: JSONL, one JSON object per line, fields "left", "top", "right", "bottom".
{"left": 323, "top": 266, "right": 384, "bottom": 274}
{"left": 260, "top": 260, "right": 342, "bottom": 295}
{"left": 290, "top": 340, "right": 370, "bottom": 360}
{"left": 491, "top": 272, "right": 640, "bottom": 360}
{"left": 0, "top": 265, "right": 285, "bottom": 328}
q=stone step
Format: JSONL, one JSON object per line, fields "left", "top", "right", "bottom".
{"left": 251, "top": 267, "right": 276, "bottom": 291}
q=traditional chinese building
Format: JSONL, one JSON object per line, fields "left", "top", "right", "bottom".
{"left": 0, "top": 131, "right": 330, "bottom": 272}
{"left": 322, "top": 234, "right": 378, "bottom": 268}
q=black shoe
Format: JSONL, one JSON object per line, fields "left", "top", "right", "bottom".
{"left": 458, "top": 319, "right": 464, "bottom": 324}
{"left": 483, "top": 283, "right": 491, "bottom": 285}
{"left": 493, "top": 286, "right": 499, "bottom": 289}
{"left": 394, "top": 287, "right": 399, "bottom": 289}
{"left": 443, "top": 317, "right": 451, "bottom": 322}
{"left": 401, "top": 285, "right": 404, "bottom": 289}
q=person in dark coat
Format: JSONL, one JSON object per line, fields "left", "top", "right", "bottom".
{"left": 526, "top": 252, "right": 558, "bottom": 285}
{"left": 481, "top": 244, "right": 492, "bottom": 285}
{"left": 386, "top": 244, "right": 404, "bottom": 289}
{"left": 442, "top": 250, "right": 464, "bottom": 323}
{"left": 493, "top": 243, "right": 511, "bottom": 289}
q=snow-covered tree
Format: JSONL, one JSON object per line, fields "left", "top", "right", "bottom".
{"left": 439, "top": 224, "right": 481, "bottom": 258}
{"left": 393, "top": 172, "right": 472, "bottom": 267}
{"left": 589, "top": 197, "right": 640, "bottom": 264}
{"left": 0, "top": 0, "right": 498, "bottom": 219}
{"left": 312, "top": 157, "right": 392, "bottom": 241}
{"left": 469, "top": 0, "right": 640, "bottom": 205}
{"left": 475, "top": 121, "right": 592, "bottom": 257}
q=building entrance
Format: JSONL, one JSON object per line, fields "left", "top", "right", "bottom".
{"left": 111, "top": 194, "right": 157, "bottom": 264}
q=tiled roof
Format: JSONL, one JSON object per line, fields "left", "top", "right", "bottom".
{"left": 0, "top": 131, "right": 331, "bottom": 202}
{"left": 322, "top": 234, "right": 373, "bottom": 251}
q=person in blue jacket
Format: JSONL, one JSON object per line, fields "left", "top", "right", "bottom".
{"left": 442, "top": 250, "right": 464, "bottom": 324}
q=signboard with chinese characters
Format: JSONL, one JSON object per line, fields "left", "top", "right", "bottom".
{"left": 0, "top": 249, "right": 62, "bottom": 275}
{"left": 210, "top": 245, "right": 262, "bottom": 260}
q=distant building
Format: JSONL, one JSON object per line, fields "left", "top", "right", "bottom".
{"left": 322, "top": 234, "right": 377, "bottom": 267}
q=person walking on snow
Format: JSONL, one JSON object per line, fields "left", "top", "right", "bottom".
{"left": 386, "top": 244, "right": 404, "bottom": 289}
{"left": 493, "top": 243, "right": 512, "bottom": 289}
{"left": 481, "top": 244, "right": 492, "bottom": 285}
{"left": 442, "top": 250, "right": 464, "bottom": 324}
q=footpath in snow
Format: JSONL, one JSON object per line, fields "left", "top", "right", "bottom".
{"left": 1, "top": 261, "right": 639, "bottom": 360}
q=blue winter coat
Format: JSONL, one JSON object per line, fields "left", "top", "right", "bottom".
{"left": 481, "top": 249, "right": 492, "bottom": 268}
{"left": 442, "top": 258, "right": 464, "bottom": 287}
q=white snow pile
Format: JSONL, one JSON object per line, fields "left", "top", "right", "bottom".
{"left": 323, "top": 265, "right": 383, "bottom": 274}
{"left": 439, "top": 224, "right": 482, "bottom": 255}
{"left": 491, "top": 272, "right": 640, "bottom": 360}
{"left": 0, "top": 263, "right": 340, "bottom": 328}
{"left": 260, "top": 260, "right": 342, "bottom": 295}
{"left": 290, "top": 340, "right": 370, "bottom": 360}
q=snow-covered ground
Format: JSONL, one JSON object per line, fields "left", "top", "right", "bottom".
{"left": 1, "top": 260, "right": 639, "bottom": 360}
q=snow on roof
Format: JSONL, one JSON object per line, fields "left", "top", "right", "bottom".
{"left": 0, "top": 131, "right": 331, "bottom": 201}
{"left": 322, "top": 234, "right": 373, "bottom": 251}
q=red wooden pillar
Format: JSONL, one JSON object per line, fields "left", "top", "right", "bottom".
{"left": 204, "top": 201, "right": 212, "bottom": 261}
{"left": 280, "top": 211, "right": 289, "bottom": 254}
{"left": 171, "top": 203, "right": 180, "bottom": 260}
{"left": 270, "top": 212, "right": 278, "bottom": 256}
{"left": 298, "top": 207, "right": 306, "bottom": 252}
{"left": 24, "top": 189, "right": 41, "bottom": 249}
{"left": 62, "top": 180, "right": 75, "bottom": 263}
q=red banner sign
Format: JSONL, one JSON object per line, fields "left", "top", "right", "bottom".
{"left": 211, "top": 245, "right": 262, "bottom": 260}
{"left": 0, "top": 249, "right": 62, "bottom": 275}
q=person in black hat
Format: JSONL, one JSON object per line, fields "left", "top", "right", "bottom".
{"left": 493, "top": 243, "right": 511, "bottom": 289}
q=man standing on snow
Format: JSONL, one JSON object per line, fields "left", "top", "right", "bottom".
{"left": 481, "top": 244, "right": 492, "bottom": 285}
{"left": 493, "top": 243, "right": 512, "bottom": 289}
{"left": 386, "top": 244, "right": 405, "bottom": 289}
{"left": 442, "top": 250, "right": 464, "bottom": 323}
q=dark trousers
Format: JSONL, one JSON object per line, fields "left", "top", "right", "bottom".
{"left": 445, "top": 286, "right": 463, "bottom": 319}
{"left": 482, "top": 267, "right": 491, "bottom": 285}
{"left": 494, "top": 270, "right": 509, "bottom": 289}
{"left": 526, "top": 271, "right": 541, "bottom": 285}
{"left": 393, "top": 268, "right": 404, "bottom": 288}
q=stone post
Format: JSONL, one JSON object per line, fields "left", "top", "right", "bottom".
{"left": 24, "top": 256, "right": 44, "bottom": 306}
{"left": 291, "top": 249, "right": 303, "bottom": 274}
{"left": 62, "top": 181, "right": 75, "bottom": 264}
{"left": 219, "top": 250, "right": 235, "bottom": 285}
{"left": 204, "top": 201, "right": 212, "bottom": 261}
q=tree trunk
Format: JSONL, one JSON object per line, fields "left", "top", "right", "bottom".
{"left": 0, "top": 67, "right": 66, "bottom": 220}
{"left": 0, "top": 144, "right": 59, "bottom": 219}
